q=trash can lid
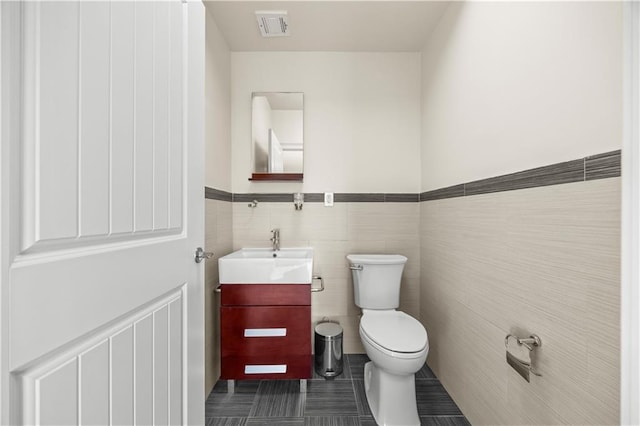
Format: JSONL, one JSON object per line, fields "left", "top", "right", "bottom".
{"left": 315, "top": 322, "right": 342, "bottom": 337}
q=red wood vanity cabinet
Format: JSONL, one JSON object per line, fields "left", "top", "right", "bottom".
{"left": 220, "top": 284, "right": 312, "bottom": 380}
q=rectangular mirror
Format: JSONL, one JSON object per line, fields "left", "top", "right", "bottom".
{"left": 251, "top": 92, "right": 304, "bottom": 181}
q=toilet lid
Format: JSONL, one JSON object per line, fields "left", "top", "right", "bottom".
{"left": 360, "top": 311, "right": 427, "bottom": 353}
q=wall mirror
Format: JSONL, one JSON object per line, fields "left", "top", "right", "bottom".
{"left": 251, "top": 92, "right": 304, "bottom": 181}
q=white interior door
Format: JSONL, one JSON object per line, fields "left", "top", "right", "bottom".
{"left": 0, "top": 1, "right": 205, "bottom": 424}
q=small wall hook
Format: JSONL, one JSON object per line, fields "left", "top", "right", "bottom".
{"left": 248, "top": 199, "right": 258, "bottom": 208}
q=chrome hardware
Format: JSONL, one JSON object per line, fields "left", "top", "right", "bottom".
{"left": 270, "top": 229, "right": 280, "bottom": 251}
{"left": 349, "top": 264, "right": 363, "bottom": 271}
{"left": 505, "top": 334, "right": 542, "bottom": 382}
{"left": 248, "top": 199, "right": 258, "bottom": 208}
{"left": 505, "top": 334, "right": 542, "bottom": 351}
{"left": 214, "top": 285, "right": 222, "bottom": 293}
{"left": 311, "top": 275, "right": 324, "bottom": 292}
{"left": 195, "top": 247, "right": 214, "bottom": 263}
{"left": 294, "top": 193, "right": 304, "bottom": 210}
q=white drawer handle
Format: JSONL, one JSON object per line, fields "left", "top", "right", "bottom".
{"left": 244, "top": 364, "right": 287, "bottom": 374}
{"left": 244, "top": 328, "right": 287, "bottom": 337}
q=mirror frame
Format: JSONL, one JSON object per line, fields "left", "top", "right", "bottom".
{"left": 249, "top": 92, "right": 304, "bottom": 182}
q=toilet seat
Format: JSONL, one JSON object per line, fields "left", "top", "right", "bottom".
{"left": 360, "top": 311, "right": 428, "bottom": 356}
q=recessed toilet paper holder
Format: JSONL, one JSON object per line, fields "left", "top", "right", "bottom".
{"left": 505, "top": 334, "right": 541, "bottom": 351}
{"left": 505, "top": 334, "right": 542, "bottom": 382}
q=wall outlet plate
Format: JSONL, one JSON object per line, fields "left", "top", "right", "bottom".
{"left": 324, "top": 192, "right": 334, "bottom": 207}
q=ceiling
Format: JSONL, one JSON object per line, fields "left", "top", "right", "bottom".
{"left": 204, "top": 1, "right": 451, "bottom": 52}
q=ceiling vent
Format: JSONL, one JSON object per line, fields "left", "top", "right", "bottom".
{"left": 255, "top": 11, "right": 289, "bottom": 37}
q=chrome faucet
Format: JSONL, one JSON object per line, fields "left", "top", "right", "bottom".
{"left": 270, "top": 229, "right": 280, "bottom": 251}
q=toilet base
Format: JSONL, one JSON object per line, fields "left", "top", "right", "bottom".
{"left": 363, "top": 361, "right": 420, "bottom": 426}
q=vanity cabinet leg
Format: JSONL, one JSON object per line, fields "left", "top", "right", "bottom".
{"left": 300, "top": 379, "right": 307, "bottom": 393}
{"left": 227, "top": 379, "right": 235, "bottom": 394}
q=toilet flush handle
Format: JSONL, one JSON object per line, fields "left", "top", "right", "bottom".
{"left": 349, "top": 264, "right": 363, "bottom": 271}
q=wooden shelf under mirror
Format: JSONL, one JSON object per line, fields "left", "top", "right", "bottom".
{"left": 249, "top": 173, "right": 303, "bottom": 182}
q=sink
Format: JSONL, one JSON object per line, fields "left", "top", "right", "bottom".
{"left": 218, "top": 248, "right": 314, "bottom": 284}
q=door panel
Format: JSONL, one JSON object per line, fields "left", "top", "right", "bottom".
{"left": 1, "top": 1, "right": 205, "bottom": 424}
{"left": 22, "top": 0, "right": 186, "bottom": 255}
{"left": 14, "top": 289, "right": 185, "bottom": 425}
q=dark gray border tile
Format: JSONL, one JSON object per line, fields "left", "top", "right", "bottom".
{"left": 384, "top": 193, "right": 419, "bottom": 202}
{"left": 420, "top": 185, "right": 465, "bottom": 202}
{"left": 304, "top": 193, "right": 325, "bottom": 202}
{"left": 334, "top": 193, "right": 385, "bottom": 203}
{"left": 208, "top": 150, "right": 619, "bottom": 205}
{"left": 586, "top": 150, "right": 621, "bottom": 180}
{"left": 205, "top": 187, "right": 233, "bottom": 202}
{"left": 233, "top": 193, "right": 293, "bottom": 203}
{"left": 465, "top": 159, "right": 584, "bottom": 196}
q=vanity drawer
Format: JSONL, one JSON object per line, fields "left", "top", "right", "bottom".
{"left": 221, "top": 284, "right": 310, "bottom": 306}
{"left": 220, "top": 354, "right": 311, "bottom": 380}
{"left": 221, "top": 306, "right": 311, "bottom": 356}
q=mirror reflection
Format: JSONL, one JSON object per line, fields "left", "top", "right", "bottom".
{"left": 251, "top": 92, "right": 303, "bottom": 179}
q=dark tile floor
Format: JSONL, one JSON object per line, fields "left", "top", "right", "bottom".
{"left": 206, "top": 354, "right": 470, "bottom": 426}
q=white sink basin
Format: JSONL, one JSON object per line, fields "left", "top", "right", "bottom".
{"left": 218, "top": 248, "right": 314, "bottom": 284}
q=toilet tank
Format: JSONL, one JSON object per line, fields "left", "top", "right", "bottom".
{"left": 346, "top": 254, "right": 407, "bottom": 310}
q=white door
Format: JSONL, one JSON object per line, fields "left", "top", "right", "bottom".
{"left": 0, "top": 1, "right": 205, "bottom": 424}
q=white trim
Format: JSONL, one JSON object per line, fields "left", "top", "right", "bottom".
{"left": 622, "top": 2, "right": 640, "bottom": 425}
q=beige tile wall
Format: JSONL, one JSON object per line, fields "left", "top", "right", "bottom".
{"left": 232, "top": 201, "right": 421, "bottom": 353}
{"left": 204, "top": 199, "right": 233, "bottom": 394}
{"left": 420, "top": 178, "right": 621, "bottom": 425}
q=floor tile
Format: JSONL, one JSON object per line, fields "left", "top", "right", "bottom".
{"left": 207, "top": 417, "right": 247, "bottom": 426}
{"left": 250, "top": 380, "right": 306, "bottom": 418}
{"left": 415, "top": 381, "right": 463, "bottom": 416}
{"left": 351, "top": 380, "right": 371, "bottom": 416}
{"left": 358, "top": 416, "right": 377, "bottom": 426}
{"left": 419, "top": 416, "right": 471, "bottom": 426}
{"left": 416, "top": 363, "right": 437, "bottom": 380}
{"left": 345, "top": 354, "right": 369, "bottom": 380}
{"left": 304, "top": 416, "right": 360, "bottom": 426}
{"left": 206, "top": 393, "right": 257, "bottom": 418}
{"left": 212, "top": 380, "right": 262, "bottom": 394}
{"left": 205, "top": 356, "right": 469, "bottom": 426}
{"left": 304, "top": 380, "right": 358, "bottom": 416}
{"left": 245, "top": 417, "right": 305, "bottom": 425}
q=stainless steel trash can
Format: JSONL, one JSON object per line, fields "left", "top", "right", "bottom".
{"left": 314, "top": 321, "right": 343, "bottom": 378}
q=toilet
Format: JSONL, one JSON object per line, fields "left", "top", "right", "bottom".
{"left": 347, "top": 254, "right": 429, "bottom": 426}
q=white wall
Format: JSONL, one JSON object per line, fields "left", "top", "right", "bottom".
{"left": 419, "top": 2, "right": 623, "bottom": 424}
{"left": 232, "top": 52, "right": 421, "bottom": 193}
{"left": 204, "top": 10, "right": 233, "bottom": 394}
{"left": 421, "top": 2, "right": 622, "bottom": 191}
{"left": 205, "top": 9, "right": 231, "bottom": 191}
